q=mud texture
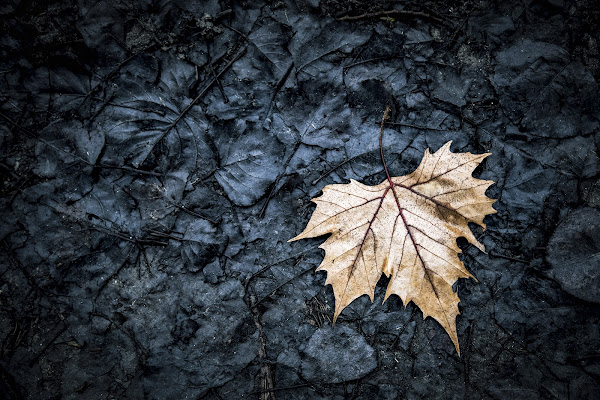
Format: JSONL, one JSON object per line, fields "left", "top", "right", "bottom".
{"left": 1, "top": 0, "right": 599, "bottom": 399}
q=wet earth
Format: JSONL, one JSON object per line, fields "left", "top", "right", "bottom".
{"left": 1, "top": 0, "right": 599, "bottom": 399}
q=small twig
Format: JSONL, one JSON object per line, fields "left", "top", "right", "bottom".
{"left": 343, "top": 55, "right": 403, "bottom": 71}
{"left": 137, "top": 44, "right": 247, "bottom": 167}
{"left": 95, "top": 244, "right": 137, "bottom": 299}
{"left": 337, "top": 9, "right": 445, "bottom": 25}
{"left": 312, "top": 154, "right": 364, "bottom": 185}
{"left": 29, "top": 326, "right": 67, "bottom": 366}
{"left": 96, "top": 164, "right": 164, "bottom": 177}
{"left": 244, "top": 264, "right": 275, "bottom": 294}
{"left": 488, "top": 251, "right": 530, "bottom": 264}
{"left": 210, "top": 388, "right": 225, "bottom": 400}
{"left": 254, "top": 265, "right": 314, "bottom": 307}
{"left": 90, "top": 312, "right": 148, "bottom": 363}
{"left": 446, "top": 16, "right": 469, "bottom": 50}
{"left": 0, "top": 112, "right": 92, "bottom": 166}
{"left": 1, "top": 111, "right": 167, "bottom": 177}
{"left": 146, "top": 229, "right": 184, "bottom": 241}
{"left": 249, "top": 383, "right": 312, "bottom": 396}
{"left": 165, "top": 199, "right": 218, "bottom": 224}
{"left": 0, "top": 162, "right": 19, "bottom": 180}
{"left": 379, "top": 106, "right": 393, "bottom": 185}
{"left": 177, "top": 46, "right": 246, "bottom": 127}
{"left": 311, "top": 120, "right": 424, "bottom": 186}
{"left": 390, "top": 308, "right": 417, "bottom": 349}
{"left": 383, "top": 121, "right": 447, "bottom": 131}
{"left": 244, "top": 247, "right": 318, "bottom": 294}
{"left": 259, "top": 140, "right": 301, "bottom": 217}
{"left": 264, "top": 62, "right": 294, "bottom": 124}
{"left": 250, "top": 296, "right": 276, "bottom": 400}
{"left": 215, "top": 9, "right": 232, "bottom": 20}
{"left": 207, "top": 52, "right": 229, "bottom": 103}
{"left": 88, "top": 225, "right": 168, "bottom": 247}
{"left": 221, "top": 24, "right": 249, "bottom": 41}
{"left": 80, "top": 47, "right": 155, "bottom": 109}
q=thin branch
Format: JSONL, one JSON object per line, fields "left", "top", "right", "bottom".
{"left": 165, "top": 198, "right": 218, "bottom": 224}
{"left": 343, "top": 55, "right": 403, "bottom": 71}
{"left": 28, "top": 325, "right": 67, "bottom": 366}
{"left": 379, "top": 106, "right": 393, "bottom": 185}
{"left": 96, "top": 164, "right": 164, "bottom": 177}
{"left": 488, "top": 251, "right": 530, "bottom": 264}
{"left": 312, "top": 154, "right": 364, "bottom": 185}
{"left": 248, "top": 383, "right": 312, "bottom": 395}
{"left": 259, "top": 140, "right": 301, "bottom": 217}
{"left": 384, "top": 121, "right": 447, "bottom": 131}
{"left": 0, "top": 112, "right": 92, "bottom": 166}
{"left": 254, "top": 265, "right": 314, "bottom": 307}
{"left": 138, "top": 45, "right": 247, "bottom": 167}
{"left": 207, "top": 52, "right": 229, "bottom": 103}
{"left": 264, "top": 62, "right": 294, "bottom": 124}
{"left": 337, "top": 9, "right": 445, "bottom": 25}
{"left": 1, "top": 111, "right": 166, "bottom": 177}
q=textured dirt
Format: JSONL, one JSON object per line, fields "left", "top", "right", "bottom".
{"left": 1, "top": 0, "right": 599, "bottom": 399}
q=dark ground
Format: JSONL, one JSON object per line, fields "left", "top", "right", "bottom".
{"left": 1, "top": 0, "right": 600, "bottom": 399}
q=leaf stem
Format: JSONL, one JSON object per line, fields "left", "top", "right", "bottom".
{"left": 379, "top": 106, "right": 393, "bottom": 185}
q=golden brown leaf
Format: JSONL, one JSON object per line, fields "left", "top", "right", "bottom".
{"left": 289, "top": 141, "right": 496, "bottom": 354}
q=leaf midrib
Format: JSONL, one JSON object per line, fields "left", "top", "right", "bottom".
{"left": 341, "top": 179, "right": 463, "bottom": 327}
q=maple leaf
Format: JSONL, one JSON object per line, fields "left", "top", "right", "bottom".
{"left": 290, "top": 109, "right": 496, "bottom": 354}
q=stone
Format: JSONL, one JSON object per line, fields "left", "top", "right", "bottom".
{"left": 301, "top": 325, "right": 377, "bottom": 383}
{"left": 546, "top": 207, "right": 600, "bottom": 303}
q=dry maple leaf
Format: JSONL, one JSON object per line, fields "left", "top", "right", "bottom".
{"left": 290, "top": 108, "right": 496, "bottom": 354}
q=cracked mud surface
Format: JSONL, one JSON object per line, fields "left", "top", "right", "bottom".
{"left": 1, "top": 0, "right": 599, "bottom": 399}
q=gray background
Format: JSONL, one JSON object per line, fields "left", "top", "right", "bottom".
{"left": 1, "top": 0, "right": 599, "bottom": 399}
